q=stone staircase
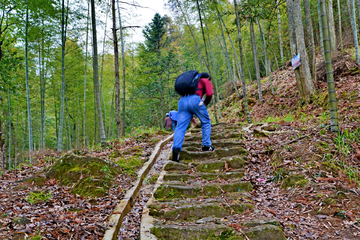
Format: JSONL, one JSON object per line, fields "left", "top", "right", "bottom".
{"left": 142, "top": 123, "right": 286, "bottom": 240}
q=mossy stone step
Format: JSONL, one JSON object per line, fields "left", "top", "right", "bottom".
{"left": 195, "top": 156, "right": 246, "bottom": 172}
{"left": 186, "top": 132, "right": 243, "bottom": 142}
{"left": 242, "top": 218, "right": 281, "bottom": 228}
{"left": 246, "top": 224, "right": 286, "bottom": 240}
{"left": 182, "top": 140, "right": 245, "bottom": 149}
{"left": 163, "top": 173, "right": 196, "bottom": 182}
{"left": 149, "top": 202, "right": 254, "bottom": 221}
{"left": 164, "top": 161, "right": 189, "bottom": 171}
{"left": 179, "top": 147, "right": 247, "bottom": 161}
{"left": 154, "top": 181, "right": 252, "bottom": 200}
{"left": 163, "top": 171, "right": 244, "bottom": 182}
{"left": 151, "top": 223, "right": 236, "bottom": 240}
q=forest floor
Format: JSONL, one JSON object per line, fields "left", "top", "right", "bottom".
{"left": 1, "top": 52, "right": 360, "bottom": 239}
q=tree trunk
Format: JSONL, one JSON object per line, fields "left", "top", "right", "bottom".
{"left": 58, "top": 0, "right": 66, "bottom": 151}
{"left": 277, "top": 0, "right": 284, "bottom": 65}
{"left": 83, "top": 1, "right": 89, "bottom": 146}
{"left": 338, "top": 0, "right": 344, "bottom": 52}
{"left": 91, "top": 0, "right": 106, "bottom": 147}
{"left": 287, "top": 0, "right": 303, "bottom": 95}
{"left": 112, "top": 0, "right": 122, "bottom": 138}
{"left": 347, "top": 0, "right": 360, "bottom": 63}
{"left": 100, "top": 10, "right": 108, "bottom": 135}
{"left": 327, "top": 0, "right": 337, "bottom": 51}
{"left": 249, "top": 18, "right": 262, "bottom": 101}
{"left": 116, "top": 0, "right": 126, "bottom": 136}
{"left": 8, "top": 87, "right": 11, "bottom": 170}
{"left": 257, "top": 17, "right": 274, "bottom": 93}
{"left": 320, "top": 0, "right": 339, "bottom": 132}
{"left": 25, "top": 0, "right": 33, "bottom": 160}
{"left": 294, "top": 0, "right": 315, "bottom": 102}
{"left": 303, "top": 0, "right": 317, "bottom": 82}
{"left": 234, "top": 0, "right": 251, "bottom": 123}
{"left": 317, "top": 0, "right": 325, "bottom": 59}
{"left": 0, "top": 119, "right": 5, "bottom": 169}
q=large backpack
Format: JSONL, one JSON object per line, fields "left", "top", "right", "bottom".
{"left": 174, "top": 70, "right": 200, "bottom": 96}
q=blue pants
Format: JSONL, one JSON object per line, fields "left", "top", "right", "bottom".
{"left": 173, "top": 94, "right": 211, "bottom": 151}
{"left": 171, "top": 120, "right": 177, "bottom": 130}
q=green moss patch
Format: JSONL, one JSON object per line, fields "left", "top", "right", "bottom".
{"left": 45, "top": 154, "right": 120, "bottom": 198}
{"left": 282, "top": 174, "right": 308, "bottom": 189}
{"left": 151, "top": 223, "right": 235, "bottom": 240}
{"left": 116, "top": 156, "right": 142, "bottom": 175}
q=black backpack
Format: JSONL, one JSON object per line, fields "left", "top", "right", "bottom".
{"left": 174, "top": 70, "right": 200, "bottom": 96}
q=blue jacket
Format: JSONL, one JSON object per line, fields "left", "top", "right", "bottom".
{"left": 169, "top": 110, "right": 178, "bottom": 121}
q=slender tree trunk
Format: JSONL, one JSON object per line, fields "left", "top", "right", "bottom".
{"left": 317, "top": 0, "right": 325, "bottom": 59}
{"left": 100, "top": 9, "right": 108, "bottom": 135}
{"left": 116, "top": 0, "right": 126, "bottom": 136}
{"left": 8, "top": 87, "right": 11, "bottom": 170}
{"left": 25, "top": 0, "right": 33, "bottom": 160}
{"left": 277, "top": 0, "right": 284, "bottom": 65}
{"left": 234, "top": 0, "right": 251, "bottom": 123}
{"left": 327, "top": 0, "right": 337, "bottom": 51}
{"left": 112, "top": 0, "right": 122, "bottom": 138}
{"left": 257, "top": 16, "right": 274, "bottom": 94}
{"left": 242, "top": 41, "right": 252, "bottom": 82}
{"left": 347, "top": 0, "right": 360, "bottom": 63}
{"left": 294, "top": 0, "right": 315, "bottom": 102}
{"left": 249, "top": 18, "right": 262, "bottom": 101}
{"left": 287, "top": 0, "right": 303, "bottom": 95}
{"left": 320, "top": 0, "right": 339, "bottom": 132}
{"left": 338, "top": 0, "right": 344, "bottom": 52}
{"left": 58, "top": 0, "right": 66, "bottom": 151}
{"left": 303, "top": 0, "right": 317, "bottom": 82}
{"left": 91, "top": 0, "right": 106, "bottom": 147}
{"left": 83, "top": 2, "right": 89, "bottom": 146}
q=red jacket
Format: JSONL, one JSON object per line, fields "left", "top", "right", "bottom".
{"left": 164, "top": 116, "right": 172, "bottom": 130}
{"left": 195, "top": 77, "right": 213, "bottom": 106}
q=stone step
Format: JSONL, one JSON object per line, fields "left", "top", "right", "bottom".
{"left": 194, "top": 156, "right": 246, "bottom": 172}
{"left": 149, "top": 202, "right": 254, "bottom": 221}
{"left": 179, "top": 147, "right": 247, "bottom": 161}
{"left": 182, "top": 139, "right": 245, "bottom": 149}
{"left": 185, "top": 132, "right": 243, "bottom": 142}
{"left": 163, "top": 171, "right": 244, "bottom": 182}
{"left": 151, "top": 222, "right": 238, "bottom": 240}
{"left": 153, "top": 180, "right": 253, "bottom": 200}
{"left": 164, "top": 161, "right": 190, "bottom": 172}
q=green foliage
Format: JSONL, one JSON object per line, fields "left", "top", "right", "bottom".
{"left": 146, "top": 174, "right": 159, "bottom": 184}
{"left": 283, "top": 113, "right": 295, "bottom": 123}
{"left": 116, "top": 157, "right": 142, "bottom": 176}
{"left": 25, "top": 191, "right": 52, "bottom": 204}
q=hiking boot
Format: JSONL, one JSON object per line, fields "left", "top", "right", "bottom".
{"left": 172, "top": 148, "right": 181, "bottom": 162}
{"left": 202, "top": 145, "right": 215, "bottom": 151}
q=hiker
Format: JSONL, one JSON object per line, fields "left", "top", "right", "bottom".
{"left": 169, "top": 109, "right": 178, "bottom": 130}
{"left": 164, "top": 113, "right": 172, "bottom": 131}
{"left": 172, "top": 72, "right": 214, "bottom": 162}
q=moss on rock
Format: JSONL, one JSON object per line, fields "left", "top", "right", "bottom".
{"left": 247, "top": 224, "right": 286, "bottom": 240}
{"left": 282, "top": 174, "right": 308, "bottom": 189}
{"left": 45, "top": 154, "right": 120, "bottom": 197}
